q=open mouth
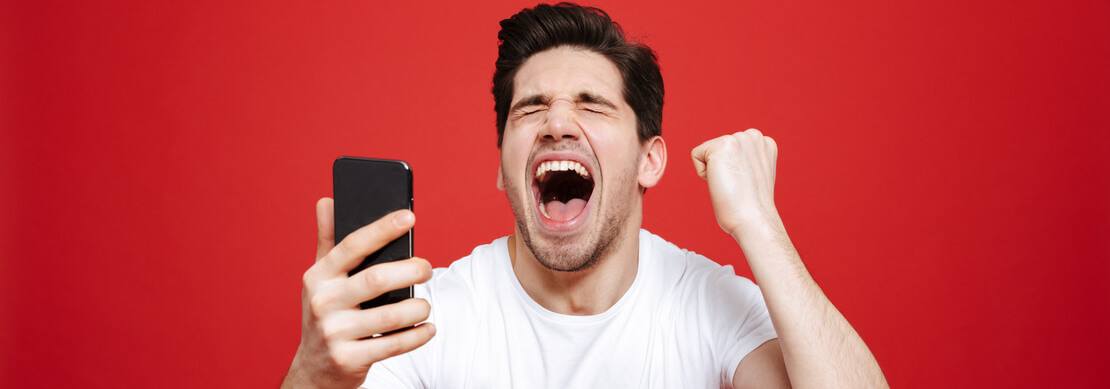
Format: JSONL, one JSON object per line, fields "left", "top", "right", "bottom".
{"left": 532, "top": 159, "right": 595, "bottom": 229}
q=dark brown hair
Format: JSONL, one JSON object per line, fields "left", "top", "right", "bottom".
{"left": 492, "top": 2, "right": 664, "bottom": 147}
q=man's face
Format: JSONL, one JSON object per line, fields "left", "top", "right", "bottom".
{"left": 500, "top": 46, "right": 644, "bottom": 272}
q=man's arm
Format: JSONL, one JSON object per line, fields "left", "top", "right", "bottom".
{"left": 733, "top": 339, "right": 790, "bottom": 388}
{"left": 692, "top": 129, "right": 888, "bottom": 389}
{"left": 730, "top": 212, "right": 886, "bottom": 388}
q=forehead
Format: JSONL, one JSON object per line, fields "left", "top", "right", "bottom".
{"left": 512, "top": 46, "right": 624, "bottom": 104}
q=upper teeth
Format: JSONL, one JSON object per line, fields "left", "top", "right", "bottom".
{"left": 536, "top": 160, "right": 589, "bottom": 179}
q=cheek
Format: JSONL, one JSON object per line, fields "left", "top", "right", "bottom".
{"left": 580, "top": 114, "right": 638, "bottom": 153}
{"left": 585, "top": 118, "right": 639, "bottom": 156}
{"left": 594, "top": 142, "right": 642, "bottom": 189}
{"left": 500, "top": 137, "right": 532, "bottom": 185}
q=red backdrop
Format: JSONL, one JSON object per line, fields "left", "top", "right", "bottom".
{"left": 3, "top": 0, "right": 1108, "bottom": 387}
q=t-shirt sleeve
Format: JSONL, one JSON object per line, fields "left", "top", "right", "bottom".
{"left": 703, "top": 266, "right": 779, "bottom": 385}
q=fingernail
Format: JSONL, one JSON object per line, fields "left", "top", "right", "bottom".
{"left": 394, "top": 211, "right": 414, "bottom": 227}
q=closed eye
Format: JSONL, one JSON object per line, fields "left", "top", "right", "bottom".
{"left": 580, "top": 105, "right": 611, "bottom": 114}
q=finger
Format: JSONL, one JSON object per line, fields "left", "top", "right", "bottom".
{"left": 319, "top": 209, "right": 415, "bottom": 276}
{"left": 745, "top": 128, "right": 769, "bottom": 171}
{"left": 734, "top": 130, "right": 763, "bottom": 171}
{"left": 316, "top": 198, "right": 335, "bottom": 261}
{"left": 337, "top": 257, "right": 433, "bottom": 309}
{"left": 764, "top": 136, "right": 778, "bottom": 161}
{"left": 690, "top": 141, "right": 710, "bottom": 179}
{"left": 322, "top": 298, "right": 432, "bottom": 340}
{"left": 349, "top": 322, "right": 437, "bottom": 366}
{"left": 740, "top": 127, "right": 764, "bottom": 150}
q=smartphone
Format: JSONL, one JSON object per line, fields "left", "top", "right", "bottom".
{"left": 332, "top": 156, "right": 414, "bottom": 310}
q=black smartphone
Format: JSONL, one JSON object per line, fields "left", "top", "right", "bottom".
{"left": 332, "top": 156, "right": 414, "bottom": 310}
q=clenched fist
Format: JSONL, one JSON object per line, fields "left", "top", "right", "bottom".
{"left": 282, "top": 199, "right": 436, "bottom": 389}
{"left": 691, "top": 128, "right": 783, "bottom": 239}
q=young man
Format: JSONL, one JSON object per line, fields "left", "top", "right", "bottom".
{"left": 283, "top": 3, "right": 887, "bottom": 388}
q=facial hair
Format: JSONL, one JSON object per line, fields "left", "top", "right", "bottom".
{"left": 501, "top": 148, "right": 638, "bottom": 272}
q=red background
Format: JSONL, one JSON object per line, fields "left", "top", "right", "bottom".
{"left": 3, "top": 0, "right": 1108, "bottom": 387}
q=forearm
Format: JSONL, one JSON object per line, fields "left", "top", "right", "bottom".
{"left": 281, "top": 350, "right": 362, "bottom": 389}
{"left": 732, "top": 214, "right": 888, "bottom": 389}
{"left": 281, "top": 362, "right": 364, "bottom": 389}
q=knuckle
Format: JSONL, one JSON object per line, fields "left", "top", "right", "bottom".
{"left": 320, "top": 316, "right": 343, "bottom": 340}
{"left": 363, "top": 267, "right": 387, "bottom": 290}
{"left": 365, "top": 219, "right": 388, "bottom": 237}
{"left": 327, "top": 347, "right": 352, "bottom": 369}
{"left": 381, "top": 337, "right": 404, "bottom": 356}
{"left": 309, "top": 292, "right": 333, "bottom": 316}
{"left": 316, "top": 230, "right": 329, "bottom": 245}
{"left": 374, "top": 307, "right": 399, "bottom": 327}
{"left": 334, "top": 238, "right": 360, "bottom": 259}
{"left": 724, "top": 135, "right": 742, "bottom": 149}
{"left": 301, "top": 269, "right": 316, "bottom": 288}
{"left": 374, "top": 213, "right": 404, "bottom": 235}
{"left": 324, "top": 348, "right": 341, "bottom": 367}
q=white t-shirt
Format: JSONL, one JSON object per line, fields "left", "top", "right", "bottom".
{"left": 362, "top": 229, "right": 777, "bottom": 389}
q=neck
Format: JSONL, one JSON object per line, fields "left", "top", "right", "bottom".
{"left": 508, "top": 216, "right": 642, "bottom": 316}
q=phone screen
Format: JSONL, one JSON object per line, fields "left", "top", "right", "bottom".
{"left": 332, "top": 157, "right": 414, "bottom": 309}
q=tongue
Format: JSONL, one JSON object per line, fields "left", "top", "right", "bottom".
{"left": 543, "top": 198, "right": 587, "bottom": 222}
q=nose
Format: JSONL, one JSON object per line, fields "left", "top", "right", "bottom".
{"left": 539, "top": 98, "right": 581, "bottom": 142}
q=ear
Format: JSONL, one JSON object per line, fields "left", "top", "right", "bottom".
{"left": 496, "top": 161, "right": 506, "bottom": 191}
{"left": 637, "top": 136, "right": 667, "bottom": 189}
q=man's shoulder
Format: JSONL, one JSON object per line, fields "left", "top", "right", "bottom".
{"left": 640, "top": 229, "right": 760, "bottom": 300}
{"left": 642, "top": 230, "right": 769, "bottom": 349}
{"left": 641, "top": 229, "right": 737, "bottom": 278}
{"left": 417, "top": 235, "right": 509, "bottom": 300}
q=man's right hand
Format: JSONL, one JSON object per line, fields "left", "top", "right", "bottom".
{"left": 282, "top": 198, "right": 435, "bottom": 389}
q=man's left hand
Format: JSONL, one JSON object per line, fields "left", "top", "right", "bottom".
{"left": 691, "top": 128, "right": 782, "bottom": 239}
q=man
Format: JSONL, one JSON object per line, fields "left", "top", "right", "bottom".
{"left": 283, "top": 3, "right": 887, "bottom": 388}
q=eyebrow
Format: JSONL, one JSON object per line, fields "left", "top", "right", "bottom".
{"left": 509, "top": 94, "right": 549, "bottom": 113}
{"left": 509, "top": 92, "right": 619, "bottom": 113}
{"left": 577, "top": 92, "right": 619, "bottom": 110}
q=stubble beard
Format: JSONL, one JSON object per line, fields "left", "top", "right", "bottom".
{"left": 501, "top": 164, "right": 635, "bottom": 272}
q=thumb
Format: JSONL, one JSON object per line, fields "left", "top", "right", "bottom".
{"left": 315, "top": 197, "right": 335, "bottom": 261}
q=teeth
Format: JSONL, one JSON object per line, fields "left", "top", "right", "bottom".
{"left": 535, "top": 160, "right": 590, "bottom": 180}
